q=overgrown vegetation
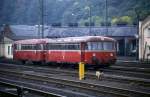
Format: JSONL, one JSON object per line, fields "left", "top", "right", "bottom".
{"left": 0, "top": 0, "right": 150, "bottom": 26}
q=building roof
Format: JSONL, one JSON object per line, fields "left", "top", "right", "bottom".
{"left": 10, "top": 25, "right": 49, "bottom": 37}
{"left": 0, "top": 25, "right": 137, "bottom": 40}
{"left": 48, "top": 26, "right": 137, "bottom": 37}
{"left": 142, "top": 15, "right": 150, "bottom": 26}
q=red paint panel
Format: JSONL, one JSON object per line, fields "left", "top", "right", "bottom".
{"left": 45, "top": 50, "right": 116, "bottom": 65}
{"left": 84, "top": 51, "right": 116, "bottom": 64}
{"left": 45, "top": 51, "right": 63, "bottom": 62}
{"left": 45, "top": 50, "right": 81, "bottom": 63}
{"left": 63, "top": 51, "right": 81, "bottom": 63}
{"left": 13, "top": 51, "right": 44, "bottom": 61}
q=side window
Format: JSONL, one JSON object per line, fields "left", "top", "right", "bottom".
{"left": 87, "top": 42, "right": 92, "bottom": 50}
{"left": 21, "top": 44, "right": 37, "bottom": 50}
{"left": 98, "top": 42, "right": 103, "bottom": 50}
{"left": 44, "top": 44, "right": 47, "bottom": 50}
{"left": 67, "top": 43, "right": 80, "bottom": 50}
{"left": 47, "top": 43, "right": 54, "bottom": 50}
{"left": 60, "top": 44, "right": 65, "bottom": 50}
{"left": 16, "top": 44, "right": 21, "bottom": 50}
{"left": 37, "top": 44, "right": 41, "bottom": 50}
{"left": 46, "top": 44, "right": 49, "bottom": 50}
{"left": 47, "top": 43, "right": 80, "bottom": 50}
{"left": 103, "top": 42, "right": 113, "bottom": 50}
{"left": 86, "top": 42, "right": 103, "bottom": 50}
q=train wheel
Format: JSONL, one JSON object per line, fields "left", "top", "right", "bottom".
{"left": 41, "top": 61, "right": 46, "bottom": 65}
{"left": 32, "top": 61, "right": 45, "bottom": 65}
{"left": 70, "top": 64, "right": 77, "bottom": 69}
{"left": 21, "top": 60, "right": 26, "bottom": 64}
{"left": 105, "top": 64, "right": 112, "bottom": 67}
{"left": 32, "top": 61, "right": 39, "bottom": 65}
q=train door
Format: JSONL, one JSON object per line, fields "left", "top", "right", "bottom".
{"left": 80, "top": 42, "right": 85, "bottom": 62}
{"left": 117, "top": 39, "right": 125, "bottom": 56}
{"left": 36, "top": 43, "right": 45, "bottom": 62}
{"left": 42, "top": 43, "right": 46, "bottom": 62}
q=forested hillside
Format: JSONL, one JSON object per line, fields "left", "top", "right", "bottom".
{"left": 0, "top": 0, "right": 149, "bottom": 26}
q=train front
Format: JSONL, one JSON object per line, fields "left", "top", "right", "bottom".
{"left": 84, "top": 39, "right": 117, "bottom": 66}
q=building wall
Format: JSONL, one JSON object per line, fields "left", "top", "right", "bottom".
{"left": 139, "top": 16, "right": 150, "bottom": 61}
{"left": 0, "top": 43, "right": 5, "bottom": 57}
{"left": 0, "top": 37, "right": 13, "bottom": 59}
{"left": 4, "top": 43, "right": 13, "bottom": 59}
{"left": 111, "top": 37, "right": 136, "bottom": 56}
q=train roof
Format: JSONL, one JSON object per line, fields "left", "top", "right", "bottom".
{"left": 46, "top": 36, "right": 116, "bottom": 43}
{"left": 14, "top": 36, "right": 116, "bottom": 44}
{"left": 14, "top": 38, "right": 49, "bottom": 44}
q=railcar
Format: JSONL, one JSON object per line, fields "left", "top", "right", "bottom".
{"left": 13, "top": 39, "right": 46, "bottom": 64}
{"left": 45, "top": 36, "right": 117, "bottom": 66}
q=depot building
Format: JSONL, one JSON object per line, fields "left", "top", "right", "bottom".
{"left": 0, "top": 23, "right": 141, "bottom": 59}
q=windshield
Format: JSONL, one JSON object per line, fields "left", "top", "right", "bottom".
{"left": 86, "top": 42, "right": 115, "bottom": 50}
{"left": 103, "top": 42, "right": 114, "bottom": 50}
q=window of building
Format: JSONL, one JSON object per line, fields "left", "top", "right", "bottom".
{"left": 8, "top": 46, "right": 10, "bottom": 55}
{"left": 11, "top": 45, "right": 13, "bottom": 55}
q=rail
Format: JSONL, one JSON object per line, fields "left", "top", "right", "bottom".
{"left": 0, "top": 64, "right": 149, "bottom": 97}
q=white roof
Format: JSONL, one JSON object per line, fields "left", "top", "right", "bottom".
{"left": 46, "top": 36, "right": 116, "bottom": 43}
{"left": 14, "top": 36, "right": 116, "bottom": 44}
{"left": 14, "top": 38, "right": 50, "bottom": 44}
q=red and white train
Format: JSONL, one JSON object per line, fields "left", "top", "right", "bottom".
{"left": 13, "top": 36, "right": 117, "bottom": 66}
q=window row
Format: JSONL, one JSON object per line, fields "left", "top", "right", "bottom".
{"left": 46, "top": 43, "right": 80, "bottom": 50}
{"left": 14, "top": 44, "right": 43, "bottom": 50}
{"left": 14, "top": 42, "right": 115, "bottom": 51}
{"left": 86, "top": 42, "right": 115, "bottom": 50}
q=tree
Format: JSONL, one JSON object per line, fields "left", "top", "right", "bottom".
{"left": 111, "top": 16, "right": 132, "bottom": 25}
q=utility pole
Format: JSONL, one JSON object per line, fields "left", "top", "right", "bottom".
{"left": 39, "top": 0, "right": 44, "bottom": 38}
{"left": 134, "top": 8, "right": 140, "bottom": 60}
{"left": 105, "top": 0, "right": 108, "bottom": 35}
{"left": 89, "top": 4, "right": 92, "bottom": 36}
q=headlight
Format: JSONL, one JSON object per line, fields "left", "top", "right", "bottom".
{"left": 93, "top": 53, "right": 96, "bottom": 56}
{"left": 110, "top": 53, "right": 113, "bottom": 56}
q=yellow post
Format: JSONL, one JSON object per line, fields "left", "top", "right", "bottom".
{"left": 79, "top": 62, "right": 85, "bottom": 80}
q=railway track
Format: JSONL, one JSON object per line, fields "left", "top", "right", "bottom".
{"left": 0, "top": 68, "right": 149, "bottom": 97}
{"left": 109, "top": 65, "right": 150, "bottom": 73}
{"left": 0, "top": 63, "right": 150, "bottom": 97}
{"left": 0, "top": 63, "right": 150, "bottom": 87}
{"left": 115, "top": 61, "right": 150, "bottom": 68}
{"left": 0, "top": 69, "right": 131, "bottom": 97}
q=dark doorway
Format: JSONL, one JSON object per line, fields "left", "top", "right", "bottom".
{"left": 117, "top": 39, "right": 125, "bottom": 56}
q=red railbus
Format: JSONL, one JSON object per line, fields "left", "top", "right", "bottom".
{"left": 45, "top": 36, "right": 117, "bottom": 66}
{"left": 13, "top": 36, "right": 116, "bottom": 66}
